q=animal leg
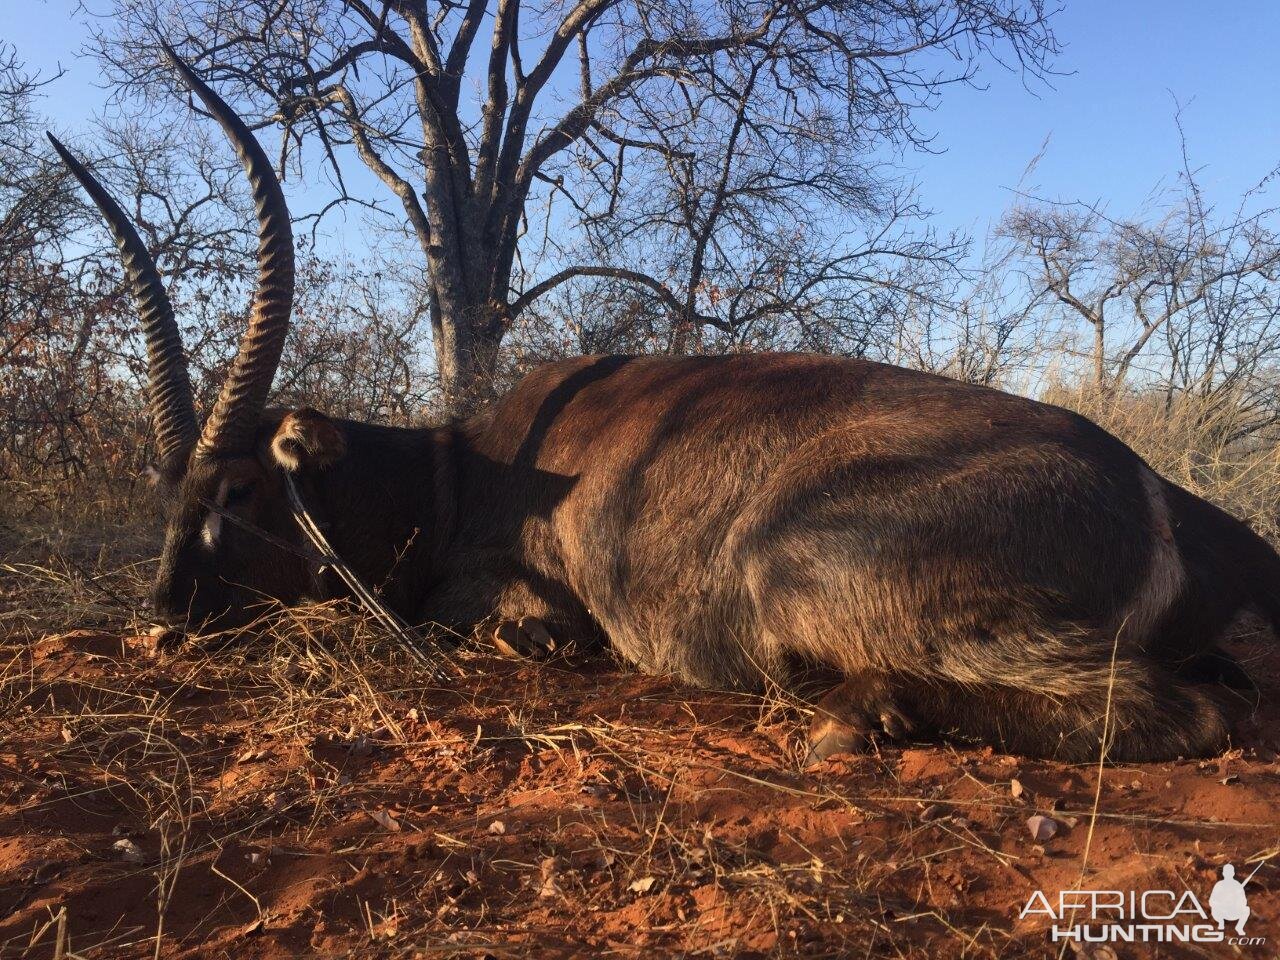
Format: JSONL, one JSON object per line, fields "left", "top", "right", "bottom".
{"left": 492, "top": 616, "right": 557, "bottom": 660}
{"left": 487, "top": 573, "right": 585, "bottom": 659}
{"left": 423, "top": 561, "right": 595, "bottom": 659}
{"left": 904, "top": 655, "right": 1231, "bottom": 762}
{"left": 805, "top": 671, "right": 915, "bottom": 766}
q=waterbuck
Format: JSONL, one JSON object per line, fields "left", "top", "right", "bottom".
{"left": 55, "top": 50, "right": 1277, "bottom": 764}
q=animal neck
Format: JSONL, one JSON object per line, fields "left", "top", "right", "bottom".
{"left": 293, "top": 419, "right": 457, "bottom": 620}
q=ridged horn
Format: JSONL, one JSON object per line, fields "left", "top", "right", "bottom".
{"left": 163, "top": 44, "right": 294, "bottom": 458}
{"left": 47, "top": 133, "right": 199, "bottom": 475}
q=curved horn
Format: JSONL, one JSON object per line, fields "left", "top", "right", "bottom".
{"left": 163, "top": 45, "right": 294, "bottom": 458}
{"left": 47, "top": 133, "right": 199, "bottom": 475}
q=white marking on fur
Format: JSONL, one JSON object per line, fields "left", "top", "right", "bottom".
{"left": 272, "top": 434, "right": 303, "bottom": 471}
{"left": 1118, "top": 469, "right": 1185, "bottom": 643}
{"left": 200, "top": 479, "right": 230, "bottom": 550}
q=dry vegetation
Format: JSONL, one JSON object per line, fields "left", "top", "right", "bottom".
{"left": 3, "top": 390, "right": 1280, "bottom": 959}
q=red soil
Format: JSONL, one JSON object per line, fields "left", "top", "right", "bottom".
{"left": 2, "top": 626, "right": 1278, "bottom": 959}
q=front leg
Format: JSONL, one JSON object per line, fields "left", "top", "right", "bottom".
{"left": 492, "top": 616, "right": 557, "bottom": 659}
{"left": 420, "top": 558, "right": 596, "bottom": 660}
{"left": 805, "top": 671, "right": 916, "bottom": 766}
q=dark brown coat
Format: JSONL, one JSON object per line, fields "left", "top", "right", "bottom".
{"left": 157, "top": 352, "right": 1277, "bottom": 762}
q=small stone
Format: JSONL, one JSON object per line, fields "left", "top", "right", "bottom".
{"left": 488, "top": 820, "right": 506, "bottom": 835}
{"left": 1010, "top": 778, "right": 1025, "bottom": 799}
{"left": 1026, "top": 814, "right": 1058, "bottom": 842}
{"left": 113, "top": 838, "right": 145, "bottom": 863}
{"left": 368, "top": 809, "right": 401, "bottom": 832}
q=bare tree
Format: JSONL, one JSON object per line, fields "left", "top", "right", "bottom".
{"left": 1002, "top": 165, "right": 1280, "bottom": 395}
{"left": 877, "top": 231, "right": 1053, "bottom": 387}
{"left": 95, "top": 0, "right": 1058, "bottom": 413}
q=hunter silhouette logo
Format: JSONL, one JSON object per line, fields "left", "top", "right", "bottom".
{"left": 1210, "top": 863, "right": 1253, "bottom": 935}
{"left": 1020, "top": 858, "right": 1268, "bottom": 946}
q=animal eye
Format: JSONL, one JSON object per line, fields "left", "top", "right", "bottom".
{"left": 224, "top": 482, "right": 254, "bottom": 507}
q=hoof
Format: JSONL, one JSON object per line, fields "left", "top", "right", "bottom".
{"left": 803, "top": 696, "right": 915, "bottom": 768}
{"left": 804, "top": 716, "right": 866, "bottom": 767}
{"left": 492, "top": 617, "right": 557, "bottom": 660}
{"left": 876, "top": 704, "right": 915, "bottom": 741}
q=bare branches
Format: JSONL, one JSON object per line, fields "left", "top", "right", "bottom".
{"left": 90, "top": 0, "right": 1059, "bottom": 410}
{"left": 1004, "top": 176, "right": 1280, "bottom": 395}
{"left": 510, "top": 264, "right": 726, "bottom": 327}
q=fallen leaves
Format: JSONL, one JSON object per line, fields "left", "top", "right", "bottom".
{"left": 628, "top": 875, "right": 657, "bottom": 894}
{"left": 368, "top": 809, "right": 402, "bottom": 832}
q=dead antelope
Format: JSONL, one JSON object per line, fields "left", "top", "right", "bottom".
{"left": 54, "top": 49, "right": 1277, "bottom": 763}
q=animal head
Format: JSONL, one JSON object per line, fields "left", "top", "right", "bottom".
{"left": 51, "top": 46, "right": 341, "bottom": 632}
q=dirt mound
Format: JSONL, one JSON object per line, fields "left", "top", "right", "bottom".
{"left": 2, "top": 621, "right": 1279, "bottom": 958}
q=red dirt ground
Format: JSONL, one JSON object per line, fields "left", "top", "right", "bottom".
{"left": 2, "top": 619, "right": 1279, "bottom": 959}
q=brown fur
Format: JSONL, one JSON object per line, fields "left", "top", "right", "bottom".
{"left": 152, "top": 353, "right": 1278, "bottom": 762}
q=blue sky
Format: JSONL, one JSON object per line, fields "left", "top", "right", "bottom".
{"left": 9, "top": 0, "right": 1280, "bottom": 246}
{"left": 914, "top": 0, "right": 1280, "bottom": 233}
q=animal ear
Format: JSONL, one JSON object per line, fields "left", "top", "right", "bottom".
{"left": 270, "top": 408, "right": 347, "bottom": 472}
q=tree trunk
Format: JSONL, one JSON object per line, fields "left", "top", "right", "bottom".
{"left": 1093, "top": 321, "right": 1106, "bottom": 392}
{"left": 431, "top": 291, "right": 507, "bottom": 416}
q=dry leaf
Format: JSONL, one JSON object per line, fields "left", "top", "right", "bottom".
{"left": 629, "top": 875, "right": 657, "bottom": 894}
{"left": 538, "top": 856, "right": 563, "bottom": 898}
{"left": 1026, "top": 814, "right": 1058, "bottom": 842}
{"left": 1010, "top": 778, "right": 1024, "bottom": 798}
{"left": 369, "top": 809, "right": 402, "bottom": 832}
{"left": 488, "top": 820, "right": 506, "bottom": 835}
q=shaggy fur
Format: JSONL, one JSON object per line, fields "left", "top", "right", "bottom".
{"left": 151, "top": 353, "right": 1279, "bottom": 761}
